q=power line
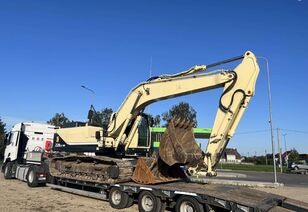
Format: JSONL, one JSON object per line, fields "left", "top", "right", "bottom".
{"left": 234, "top": 128, "right": 308, "bottom": 135}
{"left": 235, "top": 129, "right": 270, "bottom": 135}
{"left": 280, "top": 128, "right": 308, "bottom": 134}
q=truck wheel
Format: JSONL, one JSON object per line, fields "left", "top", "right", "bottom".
{"left": 27, "top": 166, "right": 39, "bottom": 187}
{"left": 4, "top": 162, "right": 13, "bottom": 179}
{"left": 138, "top": 190, "right": 164, "bottom": 212}
{"left": 109, "top": 187, "right": 129, "bottom": 209}
{"left": 175, "top": 196, "right": 203, "bottom": 212}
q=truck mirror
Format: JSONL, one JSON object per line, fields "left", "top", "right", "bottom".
{"left": 95, "top": 131, "right": 101, "bottom": 140}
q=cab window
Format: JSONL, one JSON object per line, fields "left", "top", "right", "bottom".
{"left": 6, "top": 133, "right": 12, "bottom": 145}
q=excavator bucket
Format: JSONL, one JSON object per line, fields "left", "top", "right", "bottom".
{"left": 132, "top": 117, "right": 204, "bottom": 184}
{"left": 159, "top": 117, "right": 204, "bottom": 167}
{"left": 131, "top": 155, "right": 186, "bottom": 184}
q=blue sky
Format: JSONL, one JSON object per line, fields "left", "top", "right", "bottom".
{"left": 0, "top": 0, "right": 307, "bottom": 155}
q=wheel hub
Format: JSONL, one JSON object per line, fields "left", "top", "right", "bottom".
{"left": 180, "top": 201, "right": 194, "bottom": 212}
{"left": 112, "top": 190, "right": 121, "bottom": 205}
{"left": 28, "top": 171, "right": 35, "bottom": 183}
{"left": 142, "top": 195, "right": 154, "bottom": 211}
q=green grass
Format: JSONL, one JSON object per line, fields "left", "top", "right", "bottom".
{"left": 218, "top": 163, "right": 288, "bottom": 172}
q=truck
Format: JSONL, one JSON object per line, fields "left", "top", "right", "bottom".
{"left": 2, "top": 122, "right": 56, "bottom": 186}
{"left": 2, "top": 51, "right": 308, "bottom": 211}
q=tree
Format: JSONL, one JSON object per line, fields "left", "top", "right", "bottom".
{"left": 91, "top": 108, "right": 113, "bottom": 129}
{"left": 0, "top": 118, "right": 6, "bottom": 159}
{"left": 162, "top": 102, "right": 197, "bottom": 127}
{"left": 147, "top": 114, "right": 161, "bottom": 127}
{"left": 153, "top": 115, "right": 161, "bottom": 127}
{"left": 288, "top": 148, "right": 299, "bottom": 162}
{"left": 47, "top": 113, "right": 70, "bottom": 127}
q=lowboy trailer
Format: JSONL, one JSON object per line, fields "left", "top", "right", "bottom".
{"left": 46, "top": 174, "right": 308, "bottom": 212}
{"left": 8, "top": 152, "right": 306, "bottom": 212}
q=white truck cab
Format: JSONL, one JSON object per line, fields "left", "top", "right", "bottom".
{"left": 2, "top": 122, "right": 56, "bottom": 186}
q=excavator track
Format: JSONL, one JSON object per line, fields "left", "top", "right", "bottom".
{"left": 49, "top": 155, "right": 136, "bottom": 184}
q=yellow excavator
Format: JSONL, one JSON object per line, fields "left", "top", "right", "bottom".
{"left": 50, "top": 51, "right": 259, "bottom": 185}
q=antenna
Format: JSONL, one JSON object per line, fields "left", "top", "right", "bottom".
{"left": 149, "top": 56, "right": 153, "bottom": 78}
{"left": 147, "top": 56, "right": 153, "bottom": 114}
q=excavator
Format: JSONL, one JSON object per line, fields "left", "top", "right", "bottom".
{"left": 50, "top": 51, "right": 259, "bottom": 185}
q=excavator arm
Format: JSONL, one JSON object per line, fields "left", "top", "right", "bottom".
{"left": 204, "top": 51, "right": 259, "bottom": 175}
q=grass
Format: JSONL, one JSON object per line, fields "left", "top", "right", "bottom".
{"left": 218, "top": 163, "right": 288, "bottom": 172}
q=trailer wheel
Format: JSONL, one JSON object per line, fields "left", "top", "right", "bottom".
{"left": 138, "top": 190, "right": 164, "bottom": 212}
{"left": 126, "top": 195, "right": 134, "bottom": 208}
{"left": 4, "top": 162, "right": 13, "bottom": 179}
{"left": 175, "top": 196, "right": 203, "bottom": 212}
{"left": 27, "top": 166, "right": 39, "bottom": 187}
{"left": 109, "top": 187, "right": 129, "bottom": 209}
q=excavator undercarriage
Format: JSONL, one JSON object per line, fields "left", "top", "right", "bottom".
{"left": 49, "top": 156, "right": 136, "bottom": 183}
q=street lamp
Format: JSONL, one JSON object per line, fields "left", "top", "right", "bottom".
{"left": 81, "top": 85, "right": 96, "bottom": 124}
{"left": 258, "top": 56, "right": 277, "bottom": 184}
{"left": 81, "top": 85, "right": 95, "bottom": 94}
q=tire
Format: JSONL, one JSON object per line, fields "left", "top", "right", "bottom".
{"left": 138, "top": 190, "right": 164, "bottom": 212}
{"left": 126, "top": 195, "right": 134, "bottom": 208}
{"left": 27, "top": 166, "right": 39, "bottom": 187}
{"left": 175, "top": 196, "right": 203, "bottom": 212}
{"left": 4, "top": 162, "right": 13, "bottom": 179}
{"left": 109, "top": 187, "right": 129, "bottom": 209}
{"left": 294, "top": 166, "right": 299, "bottom": 171}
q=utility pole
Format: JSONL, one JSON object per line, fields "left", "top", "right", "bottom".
{"left": 265, "top": 149, "right": 268, "bottom": 165}
{"left": 283, "top": 133, "right": 288, "bottom": 167}
{"left": 277, "top": 128, "right": 283, "bottom": 173}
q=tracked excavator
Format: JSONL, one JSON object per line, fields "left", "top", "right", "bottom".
{"left": 50, "top": 51, "right": 259, "bottom": 185}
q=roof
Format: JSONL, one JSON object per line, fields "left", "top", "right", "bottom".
{"left": 221, "top": 148, "right": 242, "bottom": 159}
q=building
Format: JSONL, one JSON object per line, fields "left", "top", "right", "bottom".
{"left": 219, "top": 148, "right": 243, "bottom": 164}
{"left": 275, "top": 151, "right": 297, "bottom": 165}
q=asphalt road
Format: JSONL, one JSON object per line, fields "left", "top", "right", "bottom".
{"left": 217, "top": 170, "right": 308, "bottom": 187}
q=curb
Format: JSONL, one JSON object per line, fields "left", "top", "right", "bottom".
{"left": 189, "top": 177, "right": 284, "bottom": 188}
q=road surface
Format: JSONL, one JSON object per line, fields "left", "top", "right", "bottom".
{"left": 217, "top": 170, "right": 308, "bottom": 187}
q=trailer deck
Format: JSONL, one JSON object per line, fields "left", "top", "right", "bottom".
{"left": 48, "top": 177, "right": 308, "bottom": 211}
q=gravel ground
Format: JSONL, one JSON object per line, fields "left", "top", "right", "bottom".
{"left": 1, "top": 173, "right": 307, "bottom": 212}
{"left": 0, "top": 174, "right": 137, "bottom": 212}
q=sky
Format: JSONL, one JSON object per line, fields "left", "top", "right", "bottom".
{"left": 0, "top": 0, "right": 307, "bottom": 155}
